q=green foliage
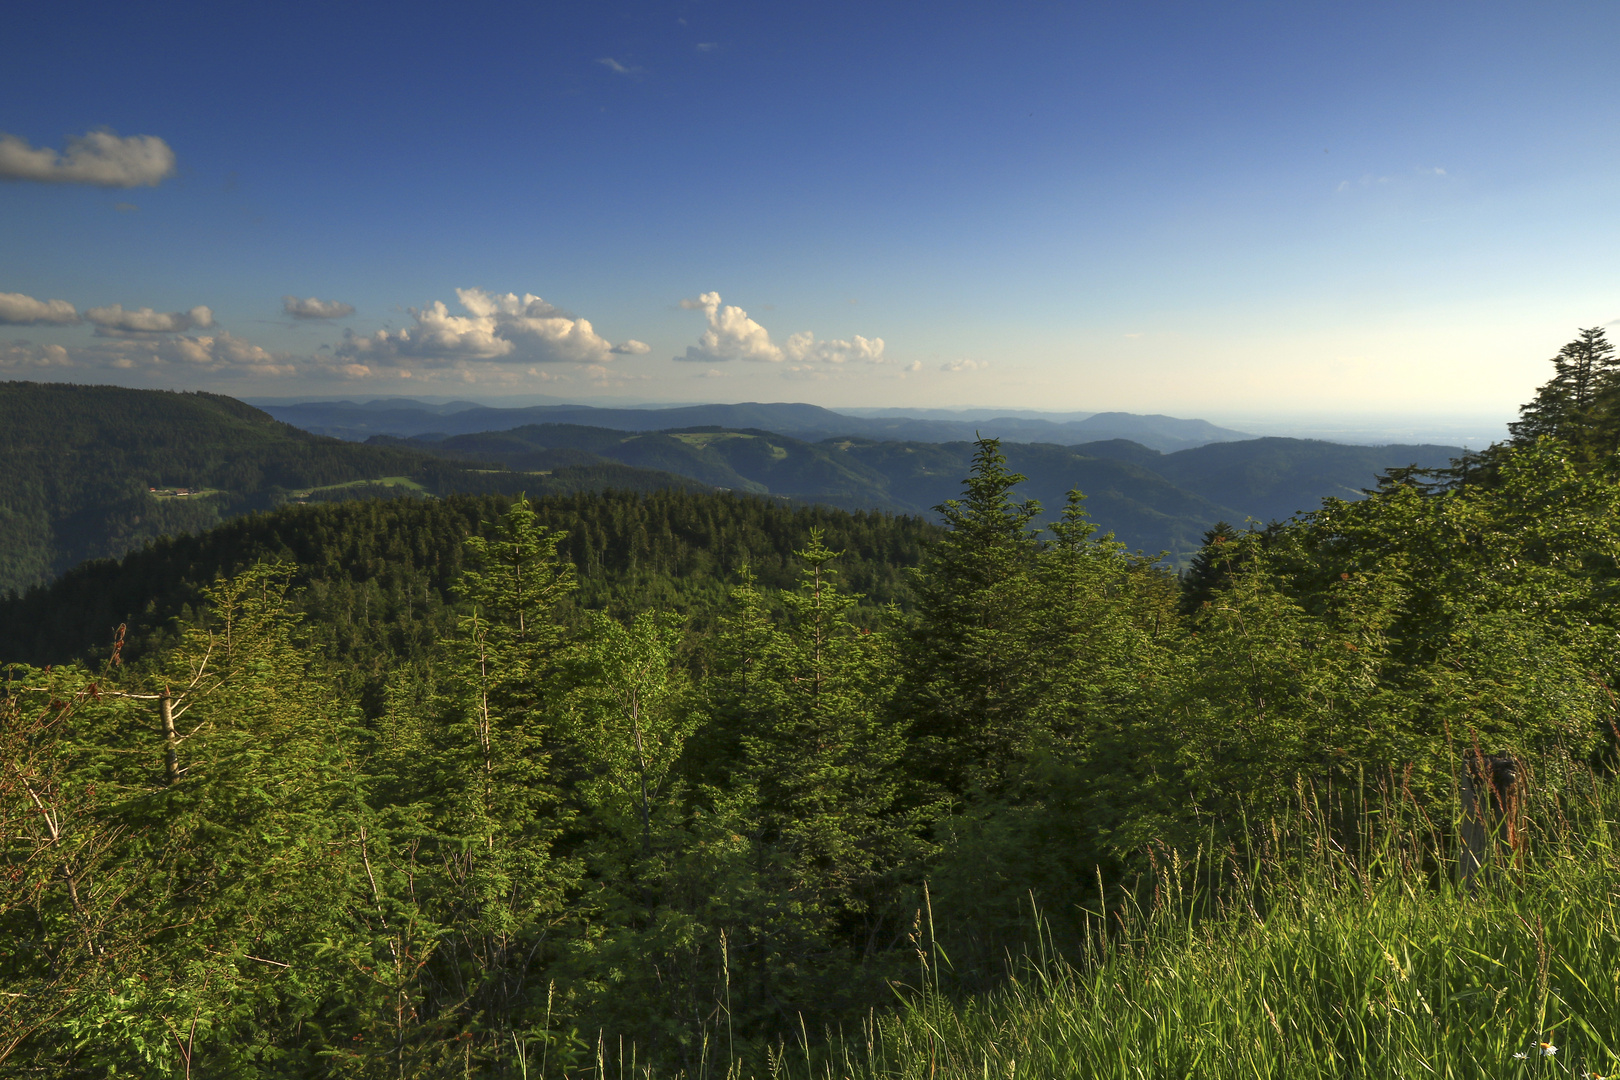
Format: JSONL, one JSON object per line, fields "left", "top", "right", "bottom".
{"left": 1509, "top": 326, "right": 1619, "bottom": 453}
{"left": 10, "top": 329, "right": 1620, "bottom": 1076}
{"left": 799, "top": 781, "right": 1620, "bottom": 1080}
{"left": 902, "top": 438, "right": 1046, "bottom": 797}
{"left": 0, "top": 489, "right": 938, "bottom": 670}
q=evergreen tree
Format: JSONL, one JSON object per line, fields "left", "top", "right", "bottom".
{"left": 901, "top": 437, "right": 1044, "bottom": 797}
{"left": 384, "top": 496, "right": 583, "bottom": 1067}
{"left": 1509, "top": 326, "right": 1619, "bottom": 454}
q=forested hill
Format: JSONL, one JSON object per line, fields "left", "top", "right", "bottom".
{"left": 381, "top": 423, "right": 1465, "bottom": 559}
{"left": 0, "top": 382, "right": 710, "bottom": 593}
{"left": 0, "top": 489, "right": 937, "bottom": 669}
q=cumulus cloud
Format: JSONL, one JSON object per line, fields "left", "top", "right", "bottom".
{"left": 0, "top": 329, "right": 295, "bottom": 377}
{"left": 783, "top": 330, "right": 885, "bottom": 365}
{"left": 0, "top": 292, "right": 79, "bottom": 325}
{"left": 610, "top": 339, "right": 651, "bottom": 355}
{"left": 283, "top": 295, "right": 356, "bottom": 320}
{"left": 154, "top": 331, "right": 294, "bottom": 374}
{"left": 679, "top": 292, "right": 782, "bottom": 362}
{"left": 0, "top": 129, "right": 177, "bottom": 187}
{"left": 941, "top": 358, "right": 988, "bottom": 372}
{"left": 0, "top": 341, "right": 73, "bottom": 369}
{"left": 338, "top": 288, "right": 636, "bottom": 366}
{"left": 86, "top": 303, "right": 214, "bottom": 338}
{"left": 678, "top": 291, "right": 886, "bottom": 368}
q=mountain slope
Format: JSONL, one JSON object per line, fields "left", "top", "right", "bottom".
{"left": 0, "top": 382, "right": 708, "bottom": 592}
{"left": 386, "top": 423, "right": 1468, "bottom": 560}
{"left": 1078, "top": 437, "right": 1464, "bottom": 522}
{"left": 380, "top": 424, "right": 1247, "bottom": 557}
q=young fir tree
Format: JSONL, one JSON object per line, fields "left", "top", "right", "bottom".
{"left": 732, "top": 531, "right": 918, "bottom": 1024}
{"left": 385, "top": 496, "right": 583, "bottom": 1067}
{"left": 900, "top": 437, "right": 1044, "bottom": 798}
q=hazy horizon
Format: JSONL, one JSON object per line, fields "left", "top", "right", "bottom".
{"left": 232, "top": 390, "right": 1510, "bottom": 450}
{"left": 4, "top": 2, "right": 1616, "bottom": 422}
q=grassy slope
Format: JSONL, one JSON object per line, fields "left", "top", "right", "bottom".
{"left": 613, "top": 784, "right": 1620, "bottom": 1079}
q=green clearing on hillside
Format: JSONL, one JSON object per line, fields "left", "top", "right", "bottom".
{"left": 289, "top": 474, "right": 429, "bottom": 497}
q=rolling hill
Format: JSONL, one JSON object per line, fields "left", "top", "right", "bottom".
{"left": 0, "top": 382, "right": 709, "bottom": 593}
{"left": 378, "top": 423, "right": 1466, "bottom": 560}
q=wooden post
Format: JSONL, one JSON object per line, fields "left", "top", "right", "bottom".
{"left": 1457, "top": 750, "right": 1525, "bottom": 891}
{"left": 160, "top": 688, "right": 179, "bottom": 785}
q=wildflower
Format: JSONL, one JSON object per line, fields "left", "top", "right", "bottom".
{"left": 1514, "top": 1042, "right": 1557, "bottom": 1060}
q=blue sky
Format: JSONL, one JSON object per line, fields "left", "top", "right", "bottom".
{"left": 3, "top": 0, "right": 1618, "bottom": 430}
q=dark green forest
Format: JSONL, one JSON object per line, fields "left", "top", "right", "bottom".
{"left": 0, "top": 490, "right": 937, "bottom": 671}
{"left": 4, "top": 330, "right": 1620, "bottom": 1076}
{"left": 0, "top": 382, "right": 707, "bottom": 594}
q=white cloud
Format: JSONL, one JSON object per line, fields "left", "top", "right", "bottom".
{"left": 696, "top": 42, "right": 718, "bottom": 51}
{"left": 610, "top": 339, "right": 651, "bottom": 355}
{"left": 598, "top": 57, "right": 643, "bottom": 75}
{"left": 941, "top": 358, "right": 988, "bottom": 372}
{"left": 154, "top": 331, "right": 296, "bottom": 375}
{"left": 783, "top": 330, "right": 885, "bottom": 365}
{"left": 0, "top": 329, "right": 295, "bottom": 377}
{"left": 338, "top": 288, "right": 633, "bottom": 366}
{"left": 0, "top": 341, "right": 72, "bottom": 369}
{"left": 283, "top": 295, "right": 356, "bottom": 320}
{"left": 905, "top": 360, "right": 923, "bottom": 372}
{"left": 0, "top": 292, "right": 79, "bottom": 325}
{"left": 0, "top": 129, "right": 177, "bottom": 187}
{"left": 679, "top": 292, "right": 783, "bottom": 362}
{"left": 677, "top": 291, "right": 886, "bottom": 370}
{"left": 86, "top": 303, "right": 214, "bottom": 338}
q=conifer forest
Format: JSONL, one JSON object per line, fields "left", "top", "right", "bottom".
{"left": 5, "top": 330, "right": 1620, "bottom": 1077}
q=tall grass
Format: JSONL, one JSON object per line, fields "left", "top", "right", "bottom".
{"left": 615, "top": 764, "right": 1620, "bottom": 1079}
{"left": 835, "top": 769, "right": 1620, "bottom": 1079}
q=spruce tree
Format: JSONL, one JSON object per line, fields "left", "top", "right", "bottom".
{"left": 901, "top": 437, "right": 1043, "bottom": 797}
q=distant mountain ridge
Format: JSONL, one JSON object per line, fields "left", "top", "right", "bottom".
{"left": 376, "top": 422, "right": 1465, "bottom": 560}
{"left": 257, "top": 399, "right": 1251, "bottom": 452}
